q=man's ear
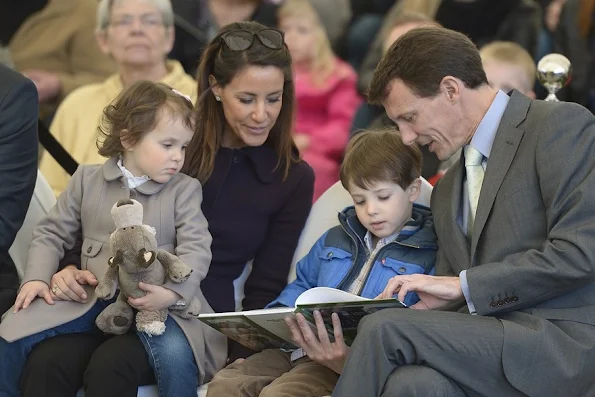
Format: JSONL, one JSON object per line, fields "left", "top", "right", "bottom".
{"left": 209, "top": 75, "right": 221, "bottom": 99}
{"left": 440, "top": 76, "right": 462, "bottom": 103}
{"left": 408, "top": 178, "right": 422, "bottom": 203}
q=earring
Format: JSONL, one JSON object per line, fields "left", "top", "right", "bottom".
{"left": 215, "top": 95, "right": 221, "bottom": 102}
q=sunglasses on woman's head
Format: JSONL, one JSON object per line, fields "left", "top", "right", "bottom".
{"left": 221, "top": 28, "right": 284, "bottom": 51}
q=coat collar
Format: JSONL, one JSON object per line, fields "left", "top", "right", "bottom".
{"left": 102, "top": 157, "right": 167, "bottom": 195}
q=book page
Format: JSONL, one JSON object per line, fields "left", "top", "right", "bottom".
{"left": 198, "top": 312, "right": 294, "bottom": 352}
{"left": 198, "top": 307, "right": 293, "bottom": 318}
{"left": 295, "top": 287, "right": 370, "bottom": 306}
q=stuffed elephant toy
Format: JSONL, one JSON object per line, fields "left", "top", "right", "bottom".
{"left": 95, "top": 199, "right": 201, "bottom": 336}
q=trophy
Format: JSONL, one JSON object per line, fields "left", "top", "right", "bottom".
{"left": 537, "top": 54, "right": 572, "bottom": 102}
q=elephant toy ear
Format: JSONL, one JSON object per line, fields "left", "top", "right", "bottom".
{"left": 138, "top": 248, "right": 156, "bottom": 267}
{"left": 108, "top": 250, "right": 123, "bottom": 268}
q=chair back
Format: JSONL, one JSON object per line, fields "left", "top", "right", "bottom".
{"left": 9, "top": 171, "right": 56, "bottom": 281}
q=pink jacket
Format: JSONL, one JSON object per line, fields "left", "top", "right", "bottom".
{"left": 294, "top": 59, "right": 362, "bottom": 201}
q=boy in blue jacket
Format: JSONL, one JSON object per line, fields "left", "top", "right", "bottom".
{"left": 206, "top": 128, "right": 437, "bottom": 397}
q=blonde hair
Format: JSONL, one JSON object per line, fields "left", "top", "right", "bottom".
{"left": 278, "top": 0, "right": 335, "bottom": 86}
{"left": 480, "top": 41, "right": 536, "bottom": 92}
{"left": 378, "top": 0, "right": 441, "bottom": 44}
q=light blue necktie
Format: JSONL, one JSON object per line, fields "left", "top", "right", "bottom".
{"left": 465, "top": 145, "right": 485, "bottom": 236}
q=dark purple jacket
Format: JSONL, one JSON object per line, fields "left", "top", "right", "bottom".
{"left": 200, "top": 146, "right": 314, "bottom": 312}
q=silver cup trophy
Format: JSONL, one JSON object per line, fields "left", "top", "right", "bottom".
{"left": 537, "top": 53, "right": 572, "bottom": 102}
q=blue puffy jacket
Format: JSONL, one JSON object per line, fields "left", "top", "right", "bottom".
{"left": 268, "top": 204, "right": 438, "bottom": 308}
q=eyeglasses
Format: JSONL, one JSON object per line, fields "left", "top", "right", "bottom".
{"left": 221, "top": 28, "right": 284, "bottom": 51}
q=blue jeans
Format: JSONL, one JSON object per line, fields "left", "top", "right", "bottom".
{"left": 0, "top": 300, "right": 198, "bottom": 397}
{"left": 138, "top": 316, "right": 199, "bottom": 396}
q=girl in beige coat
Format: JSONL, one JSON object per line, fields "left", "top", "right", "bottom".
{"left": 0, "top": 81, "right": 227, "bottom": 397}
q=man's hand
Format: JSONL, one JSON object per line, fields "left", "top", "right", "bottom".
{"left": 14, "top": 281, "right": 54, "bottom": 313}
{"left": 50, "top": 265, "right": 98, "bottom": 302}
{"left": 377, "top": 274, "right": 463, "bottom": 310}
{"left": 22, "top": 69, "right": 61, "bottom": 102}
{"left": 285, "top": 311, "right": 350, "bottom": 374}
{"left": 128, "top": 282, "right": 181, "bottom": 311}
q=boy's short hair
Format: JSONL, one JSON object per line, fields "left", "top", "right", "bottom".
{"left": 340, "top": 128, "right": 422, "bottom": 191}
{"left": 480, "top": 41, "right": 536, "bottom": 91}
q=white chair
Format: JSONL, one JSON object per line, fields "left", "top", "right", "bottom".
{"left": 9, "top": 171, "right": 56, "bottom": 279}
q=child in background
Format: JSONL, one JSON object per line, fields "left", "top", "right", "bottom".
{"left": 279, "top": 0, "right": 362, "bottom": 201}
{"left": 480, "top": 41, "right": 537, "bottom": 98}
{"left": 205, "top": 128, "right": 437, "bottom": 397}
{"left": 0, "top": 81, "right": 219, "bottom": 397}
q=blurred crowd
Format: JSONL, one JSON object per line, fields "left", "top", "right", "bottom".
{"left": 0, "top": 0, "right": 591, "bottom": 199}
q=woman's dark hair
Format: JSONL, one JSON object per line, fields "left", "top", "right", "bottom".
{"left": 182, "top": 21, "right": 297, "bottom": 183}
{"left": 97, "top": 80, "right": 194, "bottom": 158}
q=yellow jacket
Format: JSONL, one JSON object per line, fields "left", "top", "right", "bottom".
{"left": 40, "top": 60, "right": 196, "bottom": 197}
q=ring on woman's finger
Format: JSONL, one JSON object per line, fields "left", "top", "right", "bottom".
{"left": 51, "top": 284, "right": 60, "bottom": 294}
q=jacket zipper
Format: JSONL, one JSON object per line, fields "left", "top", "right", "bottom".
{"left": 336, "top": 218, "right": 368, "bottom": 290}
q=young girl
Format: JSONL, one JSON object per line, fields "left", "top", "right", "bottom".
{"left": 279, "top": 0, "right": 362, "bottom": 201}
{"left": 0, "top": 81, "right": 226, "bottom": 397}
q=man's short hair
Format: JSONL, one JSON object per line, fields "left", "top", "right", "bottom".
{"left": 340, "top": 128, "right": 422, "bottom": 191}
{"left": 369, "top": 27, "right": 488, "bottom": 103}
{"left": 480, "top": 41, "right": 536, "bottom": 92}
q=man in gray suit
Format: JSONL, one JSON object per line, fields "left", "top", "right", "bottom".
{"left": 332, "top": 27, "right": 595, "bottom": 396}
{"left": 0, "top": 65, "right": 38, "bottom": 317}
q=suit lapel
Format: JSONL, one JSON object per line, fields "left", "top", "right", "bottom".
{"left": 471, "top": 92, "right": 529, "bottom": 259}
{"left": 436, "top": 153, "right": 471, "bottom": 274}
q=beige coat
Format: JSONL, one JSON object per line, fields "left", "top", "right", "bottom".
{"left": 0, "top": 158, "right": 227, "bottom": 383}
{"left": 40, "top": 60, "right": 196, "bottom": 197}
{"left": 9, "top": 0, "right": 116, "bottom": 111}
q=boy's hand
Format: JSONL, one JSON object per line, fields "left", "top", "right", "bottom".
{"left": 128, "top": 282, "right": 181, "bottom": 311}
{"left": 285, "top": 311, "right": 350, "bottom": 374}
{"left": 376, "top": 274, "right": 463, "bottom": 309}
{"left": 14, "top": 281, "right": 54, "bottom": 313}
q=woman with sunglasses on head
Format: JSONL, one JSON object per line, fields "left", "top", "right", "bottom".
{"left": 9, "top": 20, "right": 314, "bottom": 397}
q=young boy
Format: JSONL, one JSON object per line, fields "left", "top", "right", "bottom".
{"left": 206, "top": 128, "right": 437, "bottom": 397}
{"left": 480, "top": 40, "right": 537, "bottom": 98}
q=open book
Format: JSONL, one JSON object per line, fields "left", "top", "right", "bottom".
{"left": 198, "top": 287, "right": 406, "bottom": 352}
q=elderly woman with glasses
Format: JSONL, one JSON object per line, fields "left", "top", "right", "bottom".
{"left": 40, "top": 0, "right": 196, "bottom": 198}
{"left": 0, "top": 20, "right": 314, "bottom": 397}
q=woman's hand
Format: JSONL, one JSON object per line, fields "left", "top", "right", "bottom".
{"left": 128, "top": 282, "right": 181, "bottom": 311}
{"left": 13, "top": 281, "right": 54, "bottom": 313}
{"left": 285, "top": 311, "right": 350, "bottom": 374}
{"left": 50, "top": 265, "right": 98, "bottom": 303}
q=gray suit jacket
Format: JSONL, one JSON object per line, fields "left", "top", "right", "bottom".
{"left": 432, "top": 91, "right": 595, "bottom": 396}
